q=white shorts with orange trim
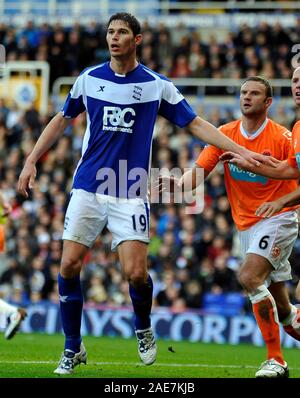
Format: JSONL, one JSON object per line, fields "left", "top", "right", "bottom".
{"left": 238, "top": 210, "right": 299, "bottom": 284}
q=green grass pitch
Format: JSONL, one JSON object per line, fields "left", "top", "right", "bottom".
{"left": 0, "top": 332, "right": 299, "bottom": 378}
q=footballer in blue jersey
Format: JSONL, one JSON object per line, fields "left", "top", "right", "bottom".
{"left": 17, "top": 12, "right": 276, "bottom": 375}
{"left": 62, "top": 61, "right": 197, "bottom": 196}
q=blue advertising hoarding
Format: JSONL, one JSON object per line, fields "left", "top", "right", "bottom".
{"left": 6, "top": 303, "right": 299, "bottom": 349}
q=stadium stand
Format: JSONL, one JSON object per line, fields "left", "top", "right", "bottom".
{"left": 0, "top": 3, "right": 300, "bottom": 317}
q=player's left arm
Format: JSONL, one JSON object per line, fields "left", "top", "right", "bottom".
{"left": 256, "top": 186, "right": 300, "bottom": 218}
{"left": 188, "top": 116, "right": 277, "bottom": 168}
{"left": 220, "top": 153, "right": 300, "bottom": 180}
{"left": 159, "top": 81, "right": 275, "bottom": 168}
{"left": 157, "top": 165, "right": 209, "bottom": 194}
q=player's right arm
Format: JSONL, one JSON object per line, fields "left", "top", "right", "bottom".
{"left": 188, "top": 116, "right": 278, "bottom": 168}
{"left": 158, "top": 166, "right": 210, "bottom": 193}
{"left": 221, "top": 122, "right": 300, "bottom": 180}
{"left": 18, "top": 72, "right": 86, "bottom": 198}
{"left": 219, "top": 153, "right": 300, "bottom": 180}
{"left": 158, "top": 145, "right": 219, "bottom": 193}
{"left": 177, "top": 144, "right": 219, "bottom": 190}
{"left": 17, "top": 112, "right": 70, "bottom": 197}
{"left": 158, "top": 79, "right": 277, "bottom": 169}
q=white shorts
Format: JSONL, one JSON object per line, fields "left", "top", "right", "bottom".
{"left": 238, "top": 211, "right": 299, "bottom": 284}
{"left": 63, "top": 189, "right": 150, "bottom": 251}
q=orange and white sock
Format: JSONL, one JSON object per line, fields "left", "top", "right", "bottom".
{"left": 282, "top": 304, "right": 297, "bottom": 326}
{"left": 282, "top": 304, "right": 300, "bottom": 341}
{"left": 249, "top": 285, "right": 284, "bottom": 365}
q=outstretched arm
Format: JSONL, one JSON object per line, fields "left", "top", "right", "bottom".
{"left": 158, "top": 166, "right": 210, "bottom": 193}
{"left": 188, "top": 117, "right": 278, "bottom": 168}
{"left": 178, "top": 166, "right": 210, "bottom": 190}
{"left": 17, "top": 112, "right": 70, "bottom": 197}
{"left": 220, "top": 152, "right": 300, "bottom": 180}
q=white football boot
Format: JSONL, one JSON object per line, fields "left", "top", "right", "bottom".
{"left": 4, "top": 308, "right": 27, "bottom": 340}
{"left": 255, "top": 359, "right": 289, "bottom": 378}
{"left": 54, "top": 343, "right": 87, "bottom": 375}
{"left": 135, "top": 327, "right": 157, "bottom": 365}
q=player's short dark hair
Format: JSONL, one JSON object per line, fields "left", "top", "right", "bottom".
{"left": 107, "top": 13, "right": 141, "bottom": 36}
{"left": 242, "top": 76, "right": 273, "bottom": 98}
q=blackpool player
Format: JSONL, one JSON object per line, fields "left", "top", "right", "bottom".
{"left": 0, "top": 191, "right": 27, "bottom": 339}
{"left": 222, "top": 67, "right": 300, "bottom": 215}
{"left": 220, "top": 67, "right": 300, "bottom": 306}
{"left": 17, "top": 14, "right": 274, "bottom": 375}
{"left": 160, "top": 76, "right": 300, "bottom": 378}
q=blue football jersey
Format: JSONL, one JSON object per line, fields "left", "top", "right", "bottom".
{"left": 62, "top": 62, "right": 196, "bottom": 197}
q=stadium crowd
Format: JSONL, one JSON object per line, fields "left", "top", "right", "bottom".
{"left": 0, "top": 18, "right": 299, "bottom": 87}
{"left": 0, "top": 100, "right": 300, "bottom": 313}
{"left": 0, "top": 19, "right": 300, "bottom": 313}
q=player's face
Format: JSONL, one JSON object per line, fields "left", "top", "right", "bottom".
{"left": 291, "top": 68, "right": 300, "bottom": 107}
{"left": 240, "top": 81, "right": 271, "bottom": 117}
{"left": 106, "top": 20, "right": 141, "bottom": 59}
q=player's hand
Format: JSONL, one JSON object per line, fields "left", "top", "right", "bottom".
{"left": 220, "top": 151, "right": 280, "bottom": 169}
{"left": 240, "top": 148, "right": 280, "bottom": 168}
{"left": 252, "top": 153, "right": 280, "bottom": 167}
{"left": 220, "top": 152, "right": 251, "bottom": 169}
{"left": 255, "top": 200, "right": 284, "bottom": 218}
{"left": 156, "top": 175, "right": 182, "bottom": 194}
{"left": 17, "top": 160, "right": 37, "bottom": 198}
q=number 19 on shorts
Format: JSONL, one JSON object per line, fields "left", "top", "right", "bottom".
{"left": 132, "top": 214, "right": 148, "bottom": 233}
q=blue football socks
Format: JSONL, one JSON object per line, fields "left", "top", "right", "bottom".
{"left": 129, "top": 274, "right": 153, "bottom": 330}
{"left": 58, "top": 273, "right": 83, "bottom": 353}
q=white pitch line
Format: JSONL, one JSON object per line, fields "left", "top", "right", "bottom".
{"left": 0, "top": 360, "right": 299, "bottom": 370}
{"left": 94, "top": 362, "right": 259, "bottom": 369}
{"left": 0, "top": 360, "right": 251, "bottom": 367}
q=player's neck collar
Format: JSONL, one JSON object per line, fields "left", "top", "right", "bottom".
{"left": 240, "top": 118, "right": 269, "bottom": 140}
{"left": 108, "top": 60, "right": 140, "bottom": 77}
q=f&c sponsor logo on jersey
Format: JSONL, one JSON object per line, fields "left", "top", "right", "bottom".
{"left": 103, "top": 106, "right": 136, "bottom": 133}
{"left": 228, "top": 164, "right": 268, "bottom": 184}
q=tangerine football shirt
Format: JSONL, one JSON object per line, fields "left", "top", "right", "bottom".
{"left": 196, "top": 119, "right": 298, "bottom": 230}
{"left": 287, "top": 120, "right": 300, "bottom": 170}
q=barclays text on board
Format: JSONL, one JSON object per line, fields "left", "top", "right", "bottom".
{"left": 2, "top": 303, "right": 299, "bottom": 348}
